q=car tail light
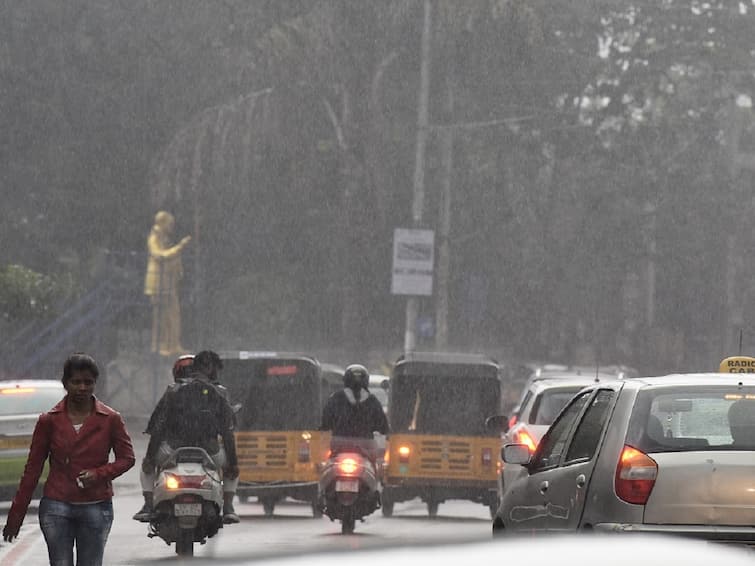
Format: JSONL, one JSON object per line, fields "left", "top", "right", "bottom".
{"left": 508, "top": 415, "right": 518, "bottom": 430}
{"left": 298, "top": 440, "right": 311, "bottom": 463}
{"left": 615, "top": 445, "right": 658, "bottom": 505}
{"left": 383, "top": 450, "right": 389, "bottom": 465}
{"left": 398, "top": 445, "right": 411, "bottom": 463}
{"left": 1, "top": 388, "right": 36, "bottom": 395}
{"left": 339, "top": 458, "right": 359, "bottom": 475}
{"left": 514, "top": 429, "right": 538, "bottom": 453}
{"left": 481, "top": 447, "right": 493, "bottom": 467}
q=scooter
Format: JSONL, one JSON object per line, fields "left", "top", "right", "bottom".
{"left": 319, "top": 438, "right": 381, "bottom": 534}
{"left": 148, "top": 446, "right": 224, "bottom": 556}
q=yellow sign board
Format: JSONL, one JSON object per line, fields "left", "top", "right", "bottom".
{"left": 719, "top": 356, "right": 755, "bottom": 373}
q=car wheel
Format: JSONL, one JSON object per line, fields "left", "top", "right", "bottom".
{"left": 492, "top": 517, "right": 505, "bottom": 538}
{"left": 381, "top": 498, "right": 394, "bottom": 517}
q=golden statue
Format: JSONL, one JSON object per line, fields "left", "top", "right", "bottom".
{"left": 144, "top": 211, "right": 191, "bottom": 356}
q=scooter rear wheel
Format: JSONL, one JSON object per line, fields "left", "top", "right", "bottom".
{"left": 341, "top": 513, "right": 355, "bottom": 534}
{"left": 175, "top": 528, "right": 194, "bottom": 556}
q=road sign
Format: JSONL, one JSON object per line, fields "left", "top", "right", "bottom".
{"left": 391, "top": 228, "right": 434, "bottom": 296}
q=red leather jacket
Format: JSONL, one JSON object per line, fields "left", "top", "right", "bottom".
{"left": 7, "top": 396, "right": 135, "bottom": 529}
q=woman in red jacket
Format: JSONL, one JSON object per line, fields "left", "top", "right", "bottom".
{"left": 2, "top": 353, "right": 135, "bottom": 566}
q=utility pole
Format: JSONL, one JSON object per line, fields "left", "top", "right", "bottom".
{"left": 404, "top": 0, "right": 432, "bottom": 353}
{"left": 435, "top": 71, "right": 454, "bottom": 350}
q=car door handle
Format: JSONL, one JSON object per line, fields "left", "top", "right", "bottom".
{"left": 539, "top": 480, "right": 549, "bottom": 494}
{"left": 576, "top": 474, "right": 586, "bottom": 488}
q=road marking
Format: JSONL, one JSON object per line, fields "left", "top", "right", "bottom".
{"left": 1, "top": 526, "right": 43, "bottom": 565}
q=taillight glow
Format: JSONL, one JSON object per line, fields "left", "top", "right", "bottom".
{"left": 172, "top": 475, "right": 209, "bottom": 489}
{"left": 515, "top": 429, "right": 537, "bottom": 453}
{"left": 339, "top": 458, "right": 358, "bottom": 475}
{"left": 482, "top": 447, "right": 493, "bottom": 466}
{"left": 398, "top": 445, "right": 411, "bottom": 463}
{"left": 508, "top": 415, "right": 518, "bottom": 430}
{"left": 615, "top": 445, "right": 658, "bottom": 505}
{"left": 165, "top": 474, "right": 180, "bottom": 490}
{"left": 1, "top": 388, "right": 36, "bottom": 395}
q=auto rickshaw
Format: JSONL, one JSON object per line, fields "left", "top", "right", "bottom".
{"left": 381, "top": 352, "right": 502, "bottom": 518}
{"left": 219, "top": 351, "right": 335, "bottom": 517}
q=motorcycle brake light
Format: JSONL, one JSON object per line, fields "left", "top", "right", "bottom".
{"left": 339, "top": 458, "right": 359, "bottom": 475}
{"left": 166, "top": 474, "right": 209, "bottom": 490}
{"left": 175, "top": 493, "right": 202, "bottom": 503}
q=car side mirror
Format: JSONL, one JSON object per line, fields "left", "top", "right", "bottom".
{"left": 502, "top": 444, "right": 531, "bottom": 466}
{"left": 485, "top": 414, "right": 509, "bottom": 433}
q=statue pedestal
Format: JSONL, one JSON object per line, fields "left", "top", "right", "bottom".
{"left": 103, "top": 354, "right": 173, "bottom": 422}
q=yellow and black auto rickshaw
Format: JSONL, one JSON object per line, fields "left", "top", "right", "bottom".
{"left": 220, "top": 351, "right": 337, "bottom": 517}
{"left": 382, "top": 352, "right": 502, "bottom": 518}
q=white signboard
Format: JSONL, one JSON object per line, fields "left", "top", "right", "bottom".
{"left": 391, "top": 228, "right": 434, "bottom": 296}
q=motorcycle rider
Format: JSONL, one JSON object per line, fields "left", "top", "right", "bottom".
{"left": 321, "top": 364, "right": 389, "bottom": 460}
{"left": 133, "top": 350, "right": 240, "bottom": 524}
{"left": 132, "top": 354, "right": 194, "bottom": 522}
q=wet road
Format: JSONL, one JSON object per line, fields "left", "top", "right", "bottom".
{"left": 0, "top": 435, "right": 493, "bottom": 564}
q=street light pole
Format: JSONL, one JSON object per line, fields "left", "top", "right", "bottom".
{"left": 404, "top": 0, "right": 433, "bottom": 353}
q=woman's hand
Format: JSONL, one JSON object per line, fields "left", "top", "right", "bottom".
{"left": 77, "top": 469, "right": 96, "bottom": 488}
{"left": 3, "top": 516, "right": 21, "bottom": 542}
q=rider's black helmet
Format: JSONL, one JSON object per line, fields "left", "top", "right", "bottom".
{"left": 343, "top": 364, "right": 369, "bottom": 390}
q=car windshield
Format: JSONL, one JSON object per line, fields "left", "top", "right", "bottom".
{"left": 529, "top": 387, "right": 585, "bottom": 425}
{"left": 626, "top": 386, "right": 755, "bottom": 452}
{"left": 0, "top": 387, "right": 62, "bottom": 416}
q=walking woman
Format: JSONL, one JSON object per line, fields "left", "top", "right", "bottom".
{"left": 2, "top": 353, "right": 135, "bottom": 566}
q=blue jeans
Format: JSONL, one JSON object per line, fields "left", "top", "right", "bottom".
{"left": 38, "top": 497, "right": 114, "bottom": 566}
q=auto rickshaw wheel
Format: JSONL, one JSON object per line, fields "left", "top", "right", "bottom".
{"left": 488, "top": 497, "right": 500, "bottom": 519}
{"left": 381, "top": 498, "right": 394, "bottom": 517}
{"left": 261, "top": 498, "right": 275, "bottom": 517}
{"left": 341, "top": 512, "right": 355, "bottom": 534}
{"left": 427, "top": 500, "right": 439, "bottom": 518}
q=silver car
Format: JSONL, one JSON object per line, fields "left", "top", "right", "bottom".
{"left": 494, "top": 373, "right": 755, "bottom": 544}
{"left": 0, "top": 379, "right": 65, "bottom": 498}
{"left": 498, "top": 376, "right": 600, "bottom": 501}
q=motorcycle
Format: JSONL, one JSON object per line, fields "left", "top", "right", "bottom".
{"left": 319, "top": 437, "right": 381, "bottom": 534}
{"left": 148, "top": 446, "right": 224, "bottom": 556}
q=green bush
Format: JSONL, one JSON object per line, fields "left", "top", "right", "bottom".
{"left": 0, "top": 264, "right": 69, "bottom": 322}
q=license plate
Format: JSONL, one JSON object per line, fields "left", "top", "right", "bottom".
{"left": 335, "top": 480, "right": 359, "bottom": 493}
{"left": 174, "top": 503, "right": 202, "bottom": 517}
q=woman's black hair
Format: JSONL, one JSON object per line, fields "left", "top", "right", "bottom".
{"left": 62, "top": 352, "right": 100, "bottom": 384}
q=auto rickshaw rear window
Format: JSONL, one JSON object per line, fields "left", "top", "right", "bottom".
{"left": 221, "top": 358, "right": 321, "bottom": 431}
{"left": 390, "top": 375, "right": 500, "bottom": 436}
